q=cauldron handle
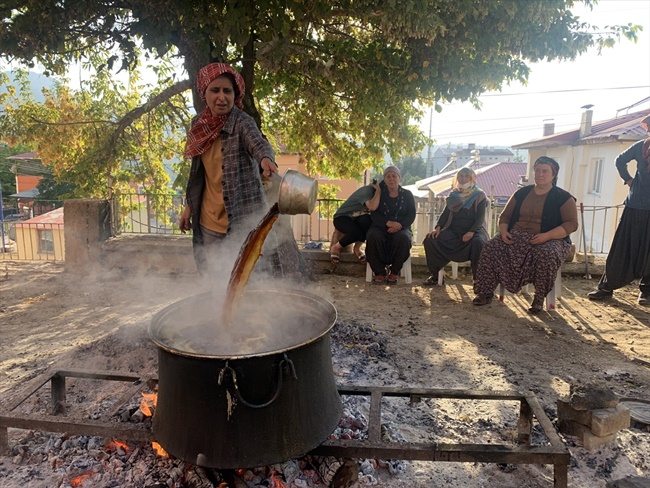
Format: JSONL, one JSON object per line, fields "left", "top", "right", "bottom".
{"left": 218, "top": 354, "right": 297, "bottom": 409}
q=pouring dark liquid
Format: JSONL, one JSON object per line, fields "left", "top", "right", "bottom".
{"left": 222, "top": 202, "right": 280, "bottom": 324}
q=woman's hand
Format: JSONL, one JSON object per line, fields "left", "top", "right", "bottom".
{"left": 530, "top": 232, "right": 551, "bottom": 245}
{"left": 500, "top": 229, "right": 513, "bottom": 245}
{"left": 462, "top": 231, "right": 475, "bottom": 243}
{"left": 260, "top": 157, "right": 278, "bottom": 177}
{"left": 426, "top": 227, "right": 441, "bottom": 239}
{"left": 386, "top": 221, "right": 402, "bottom": 233}
{"left": 179, "top": 205, "right": 192, "bottom": 233}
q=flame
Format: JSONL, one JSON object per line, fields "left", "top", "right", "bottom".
{"left": 105, "top": 440, "right": 129, "bottom": 452}
{"left": 140, "top": 392, "right": 157, "bottom": 417}
{"left": 70, "top": 472, "right": 92, "bottom": 487}
{"left": 152, "top": 441, "right": 168, "bottom": 457}
{"left": 269, "top": 470, "right": 286, "bottom": 488}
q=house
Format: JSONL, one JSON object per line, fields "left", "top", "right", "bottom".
{"left": 12, "top": 206, "right": 65, "bottom": 261}
{"left": 7, "top": 151, "right": 44, "bottom": 217}
{"left": 431, "top": 144, "right": 515, "bottom": 175}
{"left": 512, "top": 107, "right": 650, "bottom": 253}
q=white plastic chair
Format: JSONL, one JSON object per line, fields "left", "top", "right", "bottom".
{"left": 498, "top": 269, "right": 562, "bottom": 311}
{"left": 437, "top": 261, "right": 460, "bottom": 285}
{"left": 366, "top": 256, "right": 412, "bottom": 284}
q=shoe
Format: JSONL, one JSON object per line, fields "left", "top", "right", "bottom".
{"left": 357, "top": 253, "right": 366, "bottom": 264}
{"left": 422, "top": 275, "right": 442, "bottom": 286}
{"left": 638, "top": 291, "right": 649, "bottom": 305}
{"left": 372, "top": 275, "right": 385, "bottom": 284}
{"left": 528, "top": 306, "right": 542, "bottom": 315}
{"left": 472, "top": 293, "right": 493, "bottom": 306}
{"left": 330, "top": 254, "right": 340, "bottom": 264}
{"left": 587, "top": 289, "right": 613, "bottom": 301}
{"left": 386, "top": 273, "right": 399, "bottom": 284}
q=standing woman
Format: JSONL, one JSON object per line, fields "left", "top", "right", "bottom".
{"left": 588, "top": 114, "right": 650, "bottom": 304}
{"left": 422, "top": 167, "right": 489, "bottom": 286}
{"left": 366, "top": 166, "right": 416, "bottom": 284}
{"left": 472, "top": 157, "right": 578, "bottom": 314}
{"left": 178, "top": 63, "right": 278, "bottom": 274}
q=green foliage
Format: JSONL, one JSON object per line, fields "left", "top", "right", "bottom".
{"left": 0, "top": 143, "right": 28, "bottom": 205}
{"left": 0, "top": 0, "right": 642, "bottom": 188}
{"left": 317, "top": 182, "right": 342, "bottom": 219}
{"left": 395, "top": 154, "right": 427, "bottom": 185}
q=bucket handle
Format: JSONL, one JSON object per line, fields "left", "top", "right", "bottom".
{"left": 217, "top": 354, "right": 297, "bottom": 409}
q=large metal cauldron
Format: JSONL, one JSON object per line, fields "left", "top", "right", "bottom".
{"left": 148, "top": 289, "right": 342, "bottom": 469}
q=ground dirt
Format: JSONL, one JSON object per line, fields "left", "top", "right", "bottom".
{"left": 0, "top": 260, "right": 649, "bottom": 488}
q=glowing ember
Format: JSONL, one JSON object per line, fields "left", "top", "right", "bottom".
{"left": 152, "top": 441, "right": 169, "bottom": 457}
{"left": 70, "top": 472, "right": 92, "bottom": 487}
{"left": 105, "top": 439, "right": 129, "bottom": 452}
{"left": 140, "top": 391, "right": 157, "bottom": 417}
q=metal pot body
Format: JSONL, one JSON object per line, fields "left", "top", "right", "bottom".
{"left": 277, "top": 169, "right": 318, "bottom": 215}
{"left": 149, "top": 289, "right": 342, "bottom": 469}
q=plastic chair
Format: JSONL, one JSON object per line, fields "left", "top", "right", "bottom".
{"left": 498, "top": 269, "right": 562, "bottom": 311}
{"left": 366, "top": 256, "right": 412, "bottom": 284}
{"left": 437, "top": 262, "right": 459, "bottom": 285}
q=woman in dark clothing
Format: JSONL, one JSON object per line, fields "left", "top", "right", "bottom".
{"left": 422, "top": 167, "right": 488, "bottom": 286}
{"left": 473, "top": 157, "right": 578, "bottom": 314}
{"left": 588, "top": 114, "right": 650, "bottom": 305}
{"left": 330, "top": 180, "right": 381, "bottom": 264}
{"left": 366, "top": 165, "right": 416, "bottom": 285}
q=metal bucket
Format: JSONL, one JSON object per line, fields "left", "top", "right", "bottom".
{"left": 277, "top": 169, "right": 318, "bottom": 215}
{"left": 148, "top": 289, "right": 342, "bottom": 469}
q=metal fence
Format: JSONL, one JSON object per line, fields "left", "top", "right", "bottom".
{"left": 0, "top": 192, "right": 625, "bottom": 262}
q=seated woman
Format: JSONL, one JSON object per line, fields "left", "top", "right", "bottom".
{"left": 472, "top": 156, "right": 578, "bottom": 314}
{"left": 330, "top": 180, "right": 381, "bottom": 264}
{"left": 422, "top": 167, "right": 488, "bottom": 286}
{"left": 366, "top": 165, "right": 416, "bottom": 285}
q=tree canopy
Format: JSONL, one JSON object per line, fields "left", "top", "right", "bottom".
{"left": 0, "top": 0, "right": 641, "bottom": 196}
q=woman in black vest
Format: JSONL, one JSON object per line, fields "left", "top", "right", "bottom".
{"left": 472, "top": 157, "right": 578, "bottom": 314}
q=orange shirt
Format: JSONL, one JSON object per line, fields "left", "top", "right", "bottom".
{"left": 200, "top": 138, "right": 229, "bottom": 234}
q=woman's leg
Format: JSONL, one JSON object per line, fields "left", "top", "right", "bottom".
{"left": 333, "top": 216, "right": 364, "bottom": 248}
{"left": 468, "top": 233, "right": 488, "bottom": 280}
{"left": 529, "top": 240, "right": 570, "bottom": 309}
{"left": 365, "top": 226, "right": 388, "bottom": 276}
{"left": 473, "top": 236, "right": 505, "bottom": 296}
{"left": 423, "top": 234, "right": 449, "bottom": 276}
{"left": 388, "top": 229, "right": 412, "bottom": 275}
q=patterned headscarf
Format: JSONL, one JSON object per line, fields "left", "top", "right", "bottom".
{"left": 446, "top": 167, "right": 483, "bottom": 212}
{"left": 184, "top": 63, "right": 246, "bottom": 158}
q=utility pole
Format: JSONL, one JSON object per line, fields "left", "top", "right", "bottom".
{"left": 426, "top": 108, "right": 433, "bottom": 177}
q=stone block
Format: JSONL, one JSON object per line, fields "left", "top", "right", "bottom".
{"left": 569, "top": 382, "right": 619, "bottom": 410}
{"left": 591, "top": 404, "right": 631, "bottom": 437}
{"left": 558, "top": 419, "right": 617, "bottom": 450}
{"left": 557, "top": 398, "right": 592, "bottom": 426}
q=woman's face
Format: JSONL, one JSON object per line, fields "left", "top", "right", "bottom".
{"left": 384, "top": 171, "right": 400, "bottom": 191}
{"left": 205, "top": 75, "right": 235, "bottom": 117}
{"left": 534, "top": 163, "right": 555, "bottom": 187}
{"left": 456, "top": 172, "right": 472, "bottom": 185}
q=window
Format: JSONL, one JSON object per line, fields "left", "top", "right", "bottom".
{"left": 590, "top": 158, "right": 604, "bottom": 194}
{"left": 38, "top": 229, "right": 54, "bottom": 253}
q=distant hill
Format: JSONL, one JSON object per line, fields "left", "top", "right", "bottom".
{"left": 1, "top": 70, "right": 56, "bottom": 103}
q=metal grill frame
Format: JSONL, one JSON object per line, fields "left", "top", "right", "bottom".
{"left": 0, "top": 369, "right": 569, "bottom": 488}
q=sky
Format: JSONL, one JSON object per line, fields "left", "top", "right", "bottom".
{"left": 423, "top": 0, "right": 650, "bottom": 149}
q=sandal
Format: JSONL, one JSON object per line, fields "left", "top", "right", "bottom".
{"left": 372, "top": 275, "right": 386, "bottom": 284}
{"left": 357, "top": 253, "right": 366, "bottom": 264}
{"left": 386, "top": 273, "right": 399, "bottom": 284}
{"left": 472, "top": 293, "right": 493, "bottom": 306}
{"left": 330, "top": 254, "right": 340, "bottom": 264}
{"left": 422, "top": 275, "right": 441, "bottom": 286}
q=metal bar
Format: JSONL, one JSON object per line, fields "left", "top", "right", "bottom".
{"left": 517, "top": 398, "right": 532, "bottom": 445}
{"left": 51, "top": 373, "right": 66, "bottom": 415}
{"left": 0, "top": 411, "right": 155, "bottom": 443}
{"left": 3, "top": 371, "right": 57, "bottom": 411}
{"left": 368, "top": 390, "right": 382, "bottom": 443}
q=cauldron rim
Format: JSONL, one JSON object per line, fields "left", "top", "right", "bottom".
{"left": 148, "top": 288, "right": 337, "bottom": 360}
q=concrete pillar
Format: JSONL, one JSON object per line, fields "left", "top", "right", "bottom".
{"left": 63, "top": 199, "right": 111, "bottom": 272}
